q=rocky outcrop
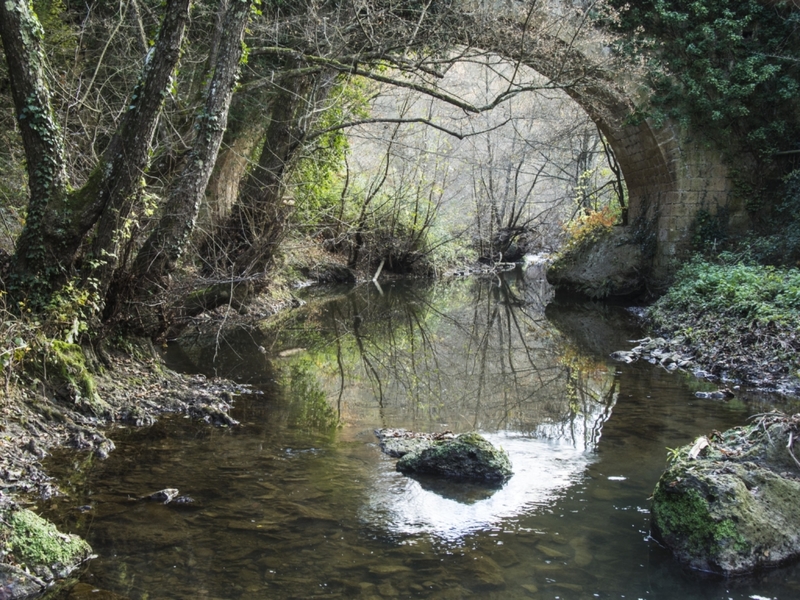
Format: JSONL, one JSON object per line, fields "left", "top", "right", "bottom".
{"left": 376, "top": 430, "right": 513, "bottom": 484}
{"left": 546, "top": 227, "right": 646, "bottom": 298}
{"left": 651, "top": 413, "right": 800, "bottom": 574}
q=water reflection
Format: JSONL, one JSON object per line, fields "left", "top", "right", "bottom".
{"left": 361, "top": 434, "right": 595, "bottom": 541}
{"left": 265, "top": 272, "right": 618, "bottom": 447}
{"left": 40, "top": 273, "right": 800, "bottom": 600}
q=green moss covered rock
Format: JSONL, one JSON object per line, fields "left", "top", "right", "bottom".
{"left": 1, "top": 505, "right": 92, "bottom": 587}
{"left": 652, "top": 414, "right": 800, "bottom": 574}
{"left": 395, "top": 432, "right": 513, "bottom": 484}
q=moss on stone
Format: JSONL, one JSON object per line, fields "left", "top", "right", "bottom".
{"left": 2, "top": 507, "right": 91, "bottom": 572}
{"left": 652, "top": 477, "right": 748, "bottom": 558}
{"left": 396, "top": 432, "right": 513, "bottom": 483}
{"left": 650, "top": 416, "right": 800, "bottom": 574}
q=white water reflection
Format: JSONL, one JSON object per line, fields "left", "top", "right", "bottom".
{"left": 534, "top": 385, "right": 618, "bottom": 450}
{"left": 360, "top": 433, "right": 596, "bottom": 541}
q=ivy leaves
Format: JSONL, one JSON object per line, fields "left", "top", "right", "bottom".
{"left": 608, "top": 0, "right": 800, "bottom": 156}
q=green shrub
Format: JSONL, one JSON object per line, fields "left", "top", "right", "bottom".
{"left": 744, "top": 170, "right": 800, "bottom": 266}
{"left": 653, "top": 256, "right": 800, "bottom": 324}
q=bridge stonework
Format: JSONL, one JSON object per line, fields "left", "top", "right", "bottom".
{"left": 468, "top": 3, "right": 745, "bottom": 290}
{"left": 599, "top": 113, "right": 741, "bottom": 285}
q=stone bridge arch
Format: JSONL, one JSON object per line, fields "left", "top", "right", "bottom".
{"left": 455, "top": 3, "right": 738, "bottom": 289}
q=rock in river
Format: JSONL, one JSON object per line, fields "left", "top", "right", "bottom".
{"left": 0, "top": 503, "right": 92, "bottom": 598}
{"left": 387, "top": 431, "right": 512, "bottom": 484}
{"left": 651, "top": 412, "right": 800, "bottom": 574}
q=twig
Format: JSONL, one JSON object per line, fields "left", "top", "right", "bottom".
{"left": 788, "top": 431, "right": 800, "bottom": 471}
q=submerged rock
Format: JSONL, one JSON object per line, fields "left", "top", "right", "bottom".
{"left": 393, "top": 432, "right": 513, "bottom": 484}
{"left": 651, "top": 413, "right": 800, "bottom": 574}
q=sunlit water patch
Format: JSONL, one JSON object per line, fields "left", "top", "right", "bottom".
{"left": 361, "top": 434, "right": 596, "bottom": 541}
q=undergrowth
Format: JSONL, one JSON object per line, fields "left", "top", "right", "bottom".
{"left": 0, "top": 281, "right": 103, "bottom": 407}
{"left": 650, "top": 254, "right": 800, "bottom": 383}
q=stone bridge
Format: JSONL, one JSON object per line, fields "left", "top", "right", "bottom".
{"left": 457, "top": 1, "right": 739, "bottom": 290}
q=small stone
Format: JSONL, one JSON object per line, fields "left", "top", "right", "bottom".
{"left": 569, "top": 537, "right": 593, "bottom": 567}
{"left": 537, "top": 545, "right": 567, "bottom": 559}
{"left": 610, "top": 351, "right": 636, "bottom": 364}
{"left": 142, "top": 488, "right": 179, "bottom": 504}
{"left": 552, "top": 582, "right": 583, "bottom": 592}
{"left": 368, "top": 564, "right": 412, "bottom": 575}
{"left": 377, "top": 582, "right": 399, "bottom": 597}
{"left": 464, "top": 554, "right": 505, "bottom": 589}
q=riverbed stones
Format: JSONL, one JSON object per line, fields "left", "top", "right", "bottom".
{"left": 651, "top": 413, "right": 800, "bottom": 574}
{"left": 462, "top": 553, "right": 506, "bottom": 589}
{"left": 379, "top": 431, "right": 512, "bottom": 483}
{"left": 610, "top": 337, "right": 698, "bottom": 372}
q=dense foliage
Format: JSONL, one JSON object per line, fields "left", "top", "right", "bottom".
{"left": 745, "top": 169, "right": 800, "bottom": 266}
{"left": 608, "top": 0, "right": 800, "bottom": 156}
{"left": 650, "top": 255, "right": 800, "bottom": 382}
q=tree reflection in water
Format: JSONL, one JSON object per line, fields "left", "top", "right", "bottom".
{"left": 271, "top": 267, "right": 617, "bottom": 451}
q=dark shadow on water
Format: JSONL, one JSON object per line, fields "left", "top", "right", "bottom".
{"left": 545, "top": 295, "right": 644, "bottom": 358}
{"left": 406, "top": 473, "right": 502, "bottom": 505}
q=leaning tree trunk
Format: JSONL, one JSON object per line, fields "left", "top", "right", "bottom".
{"left": 105, "top": 0, "right": 252, "bottom": 336}
{"left": 206, "top": 69, "right": 316, "bottom": 277}
{"left": 81, "top": 0, "right": 191, "bottom": 301}
{"left": 2, "top": 0, "right": 191, "bottom": 305}
{"left": 130, "top": 0, "right": 252, "bottom": 286}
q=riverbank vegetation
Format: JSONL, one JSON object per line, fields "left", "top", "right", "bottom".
{"left": 649, "top": 254, "right": 800, "bottom": 391}
{"left": 642, "top": 168, "right": 800, "bottom": 393}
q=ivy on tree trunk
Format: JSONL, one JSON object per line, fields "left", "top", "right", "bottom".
{"left": 2, "top": 0, "right": 191, "bottom": 306}
{"left": 131, "top": 0, "right": 253, "bottom": 289}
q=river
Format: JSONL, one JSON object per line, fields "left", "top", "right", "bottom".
{"left": 44, "top": 267, "right": 800, "bottom": 599}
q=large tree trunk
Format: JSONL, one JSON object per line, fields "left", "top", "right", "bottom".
{"left": 2, "top": 0, "right": 191, "bottom": 303}
{"left": 0, "top": 0, "right": 71, "bottom": 294}
{"left": 130, "top": 0, "right": 252, "bottom": 287}
{"left": 81, "top": 0, "right": 191, "bottom": 300}
{"left": 205, "top": 68, "right": 336, "bottom": 278}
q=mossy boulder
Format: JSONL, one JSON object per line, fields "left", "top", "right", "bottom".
{"left": 0, "top": 505, "right": 92, "bottom": 595}
{"left": 651, "top": 414, "right": 800, "bottom": 574}
{"left": 546, "top": 227, "right": 645, "bottom": 298}
{"left": 395, "top": 432, "right": 513, "bottom": 484}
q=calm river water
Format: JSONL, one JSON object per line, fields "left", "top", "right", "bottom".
{"left": 44, "top": 268, "right": 800, "bottom": 600}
